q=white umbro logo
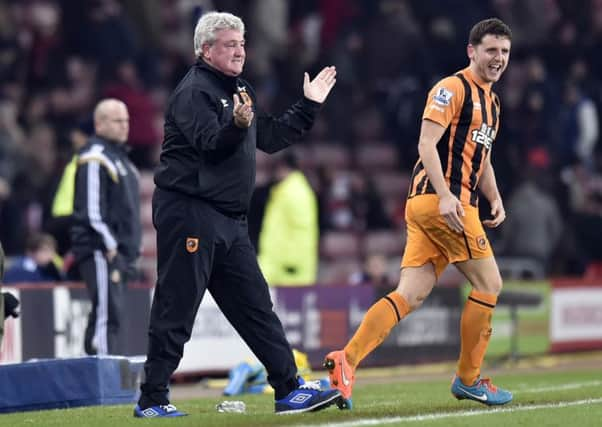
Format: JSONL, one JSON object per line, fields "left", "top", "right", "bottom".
{"left": 220, "top": 98, "right": 229, "bottom": 107}
{"left": 290, "top": 393, "right": 312, "bottom": 404}
{"left": 141, "top": 408, "right": 159, "bottom": 417}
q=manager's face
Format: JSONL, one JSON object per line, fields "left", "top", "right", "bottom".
{"left": 203, "top": 29, "right": 245, "bottom": 77}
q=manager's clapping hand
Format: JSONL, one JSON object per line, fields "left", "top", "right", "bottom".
{"left": 303, "top": 66, "right": 337, "bottom": 103}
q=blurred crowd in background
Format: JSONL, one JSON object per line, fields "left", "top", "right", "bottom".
{"left": 1, "top": 0, "right": 602, "bottom": 287}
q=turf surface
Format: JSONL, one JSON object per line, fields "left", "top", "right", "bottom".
{"left": 2, "top": 366, "right": 601, "bottom": 426}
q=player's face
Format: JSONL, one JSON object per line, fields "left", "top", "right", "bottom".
{"left": 203, "top": 29, "right": 245, "bottom": 76}
{"left": 468, "top": 34, "right": 511, "bottom": 83}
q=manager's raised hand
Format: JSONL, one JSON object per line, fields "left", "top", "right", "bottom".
{"left": 233, "top": 93, "right": 254, "bottom": 128}
{"left": 303, "top": 66, "right": 337, "bottom": 103}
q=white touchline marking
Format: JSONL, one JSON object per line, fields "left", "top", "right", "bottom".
{"left": 300, "top": 398, "right": 602, "bottom": 427}
{"left": 516, "top": 380, "right": 602, "bottom": 393}
{"left": 352, "top": 381, "right": 602, "bottom": 406}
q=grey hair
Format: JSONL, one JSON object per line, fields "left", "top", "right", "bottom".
{"left": 193, "top": 11, "right": 245, "bottom": 58}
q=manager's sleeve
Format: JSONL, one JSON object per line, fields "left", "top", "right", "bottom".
{"left": 171, "top": 86, "right": 248, "bottom": 152}
{"left": 256, "top": 97, "right": 321, "bottom": 154}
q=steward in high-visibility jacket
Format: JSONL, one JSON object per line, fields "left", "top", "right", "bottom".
{"left": 258, "top": 153, "right": 318, "bottom": 286}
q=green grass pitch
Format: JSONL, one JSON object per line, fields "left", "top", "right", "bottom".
{"left": 2, "top": 366, "right": 601, "bottom": 426}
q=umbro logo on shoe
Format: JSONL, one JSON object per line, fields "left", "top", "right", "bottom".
{"left": 141, "top": 407, "right": 160, "bottom": 417}
{"left": 290, "top": 393, "right": 312, "bottom": 404}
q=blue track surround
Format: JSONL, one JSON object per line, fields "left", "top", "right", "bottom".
{"left": 0, "top": 356, "right": 144, "bottom": 413}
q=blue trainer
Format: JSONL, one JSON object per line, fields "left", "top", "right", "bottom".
{"left": 451, "top": 375, "right": 513, "bottom": 406}
{"left": 133, "top": 403, "right": 187, "bottom": 417}
{"left": 275, "top": 379, "right": 342, "bottom": 414}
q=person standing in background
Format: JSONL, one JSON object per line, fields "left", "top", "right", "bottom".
{"left": 71, "top": 98, "right": 141, "bottom": 356}
{"left": 258, "top": 151, "right": 318, "bottom": 286}
{"left": 2, "top": 233, "right": 62, "bottom": 284}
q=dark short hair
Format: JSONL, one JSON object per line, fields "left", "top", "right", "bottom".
{"left": 469, "top": 18, "right": 512, "bottom": 45}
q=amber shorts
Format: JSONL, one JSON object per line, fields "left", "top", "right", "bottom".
{"left": 401, "top": 195, "right": 493, "bottom": 277}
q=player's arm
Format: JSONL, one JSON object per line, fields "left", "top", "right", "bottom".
{"left": 419, "top": 76, "right": 466, "bottom": 233}
{"left": 418, "top": 120, "right": 465, "bottom": 232}
{"left": 478, "top": 150, "right": 505, "bottom": 228}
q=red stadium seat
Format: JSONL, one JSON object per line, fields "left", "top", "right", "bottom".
{"left": 310, "top": 143, "right": 351, "bottom": 169}
{"left": 317, "top": 259, "right": 361, "bottom": 285}
{"left": 362, "top": 231, "right": 405, "bottom": 257}
{"left": 320, "top": 231, "right": 360, "bottom": 259}
{"left": 355, "top": 143, "right": 398, "bottom": 171}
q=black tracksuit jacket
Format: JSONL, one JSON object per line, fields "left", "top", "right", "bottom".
{"left": 71, "top": 136, "right": 141, "bottom": 264}
{"left": 154, "top": 59, "right": 321, "bottom": 215}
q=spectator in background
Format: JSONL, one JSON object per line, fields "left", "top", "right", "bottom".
{"left": 71, "top": 99, "right": 141, "bottom": 356}
{"left": 103, "top": 60, "right": 160, "bottom": 169}
{"left": 498, "top": 147, "right": 563, "bottom": 274}
{"left": 561, "top": 146, "right": 602, "bottom": 269}
{"left": 349, "top": 173, "right": 392, "bottom": 231}
{"left": 349, "top": 253, "right": 394, "bottom": 300}
{"left": 0, "top": 120, "right": 58, "bottom": 255}
{"left": 79, "top": 0, "right": 138, "bottom": 81}
{"left": 518, "top": 56, "right": 558, "bottom": 150}
{"left": 3, "top": 233, "right": 62, "bottom": 284}
{"left": 559, "top": 80, "right": 599, "bottom": 169}
{"left": 0, "top": 99, "right": 26, "bottom": 206}
{"left": 25, "top": 2, "right": 66, "bottom": 91}
{"left": 258, "top": 151, "right": 318, "bottom": 286}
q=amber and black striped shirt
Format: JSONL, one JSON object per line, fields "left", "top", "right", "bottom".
{"left": 408, "top": 67, "right": 501, "bottom": 207}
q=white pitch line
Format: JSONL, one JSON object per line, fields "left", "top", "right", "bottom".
{"left": 516, "top": 380, "right": 602, "bottom": 393}
{"left": 301, "top": 398, "right": 602, "bottom": 427}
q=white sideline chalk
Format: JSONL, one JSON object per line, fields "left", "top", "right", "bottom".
{"left": 302, "top": 397, "right": 602, "bottom": 427}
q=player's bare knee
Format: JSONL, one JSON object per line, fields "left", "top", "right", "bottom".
{"left": 394, "top": 287, "right": 430, "bottom": 310}
{"left": 409, "top": 292, "right": 428, "bottom": 310}
{"left": 472, "top": 273, "right": 503, "bottom": 295}
{"left": 490, "top": 275, "right": 503, "bottom": 295}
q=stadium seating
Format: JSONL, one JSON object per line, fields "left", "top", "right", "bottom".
{"left": 355, "top": 143, "right": 398, "bottom": 171}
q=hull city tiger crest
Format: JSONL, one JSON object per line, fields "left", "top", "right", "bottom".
{"left": 476, "top": 235, "right": 487, "bottom": 250}
{"left": 186, "top": 237, "right": 199, "bottom": 253}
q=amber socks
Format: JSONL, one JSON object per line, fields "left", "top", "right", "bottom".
{"left": 344, "top": 291, "right": 411, "bottom": 369}
{"left": 457, "top": 290, "right": 497, "bottom": 385}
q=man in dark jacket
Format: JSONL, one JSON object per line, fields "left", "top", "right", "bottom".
{"left": 135, "top": 11, "right": 338, "bottom": 418}
{"left": 71, "top": 98, "right": 141, "bottom": 356}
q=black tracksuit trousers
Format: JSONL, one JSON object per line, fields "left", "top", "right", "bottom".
{"left": 79, "top": 251, "right": 124, "bottom": 355}
{"left": 139, "top": 188, "right": 297, "bottom": 407}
